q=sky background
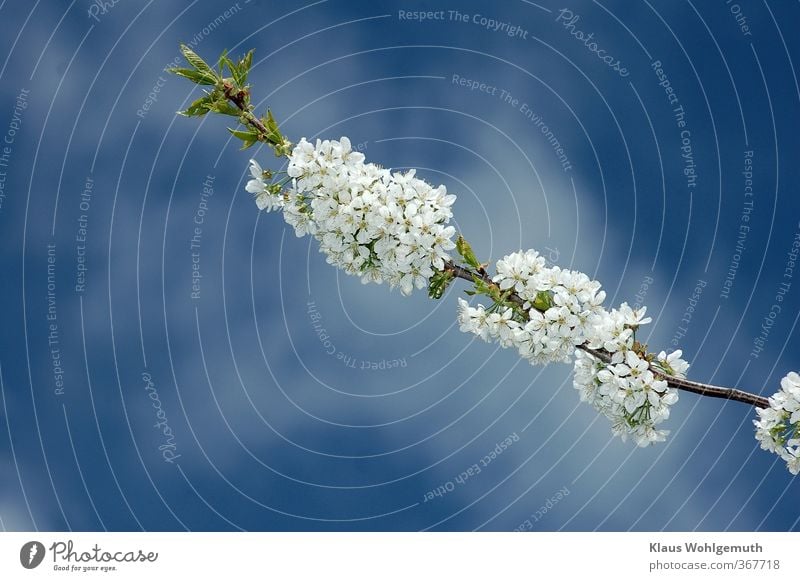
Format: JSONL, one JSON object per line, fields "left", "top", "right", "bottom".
{"left": 0, "top": 0, "right": 799, "bottom": 531}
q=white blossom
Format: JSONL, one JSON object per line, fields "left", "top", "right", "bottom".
{"left": 576, "top": 304, "right": 685, "bottom": 446}
{"left": 654, "top": 349, "right": 690, "bottom": 378}
{"left": 456, "top": 250, "right": 687, "bottom": 446}
{"left": 250, "top": 137, "right": 456, "bottom": 295}
{"left": 754, "top": 371, "right": 800, "bottom": 475}
{"left": 575, "top": 347, "right": 680, "bottom": 447}
{"left": 246, "top": 159, "right": 284, "bottom": 212}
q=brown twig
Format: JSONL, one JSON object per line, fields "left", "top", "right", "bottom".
{"left": 223, "top": 82, "right": 270, "bottom": 137}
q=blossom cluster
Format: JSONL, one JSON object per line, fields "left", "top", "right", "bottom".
{"left": 754, "top": 372, "right": 800, "bottom": 475}
{"left": 575, "top": 303, "right": 687, "bottom": 446}
{"left": 457, "top": 249, "right": 687, "bottom": 446}
{"left": 458, "top": 250, "right": 606, "bottom": 364}
{"left": 246, "top": 137, "right": 456, "bottom": 295}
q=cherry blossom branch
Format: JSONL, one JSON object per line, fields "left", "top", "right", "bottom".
{"left": 222, "top": 68, "right": 770, "bottom": 412}
{"left": 444, "top": 261, "right": 769, "bottom": 409}
{"left": 171, "top": 43, "right": 800, "bottom": 473}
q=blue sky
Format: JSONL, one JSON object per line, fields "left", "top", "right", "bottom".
{"left": 0, "top": 0, "right": 799, "bottom": 531}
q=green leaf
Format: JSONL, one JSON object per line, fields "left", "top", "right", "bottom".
{"left": 236, "top": 49, "right": 254, "bottom": 85}
{"left": 456, "top": 235, "right": 480, "bottom": 269}
{"left": 217, "top": 49, "right": 231, "bottom": 76}
{"left": 228, "top": 128, "right": 258, "bottom": 149}
{"left": 224, "top": 50, "right": 252, "bottom": 88}
{"left": 181, "top": 94, "right": 214, "bottom": 116}
{"left": 427, "top": 269, "right": 454, "bottom": 300}
{"left": 228, "top": 128, "right": 257, "bottom": 140}
{"left": 532, "top": 290, "right": 554, "bottom": 312}
{"left": 230, "top": 64, "right": 244, "bottom": 87}
{"left": 180, "top": 44, "right": 217, "bottom": 79}
{"left": 209, "top": 99, "right": 241, "bottom": 116}
{"left": 256, "top": 110, "right": 283, "bottom": 145}
{"left": 167, "top": 67, "right": 217, "bottom": 86}
{"left": 265, "top": 109, "right": 279, "bottom": 132}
